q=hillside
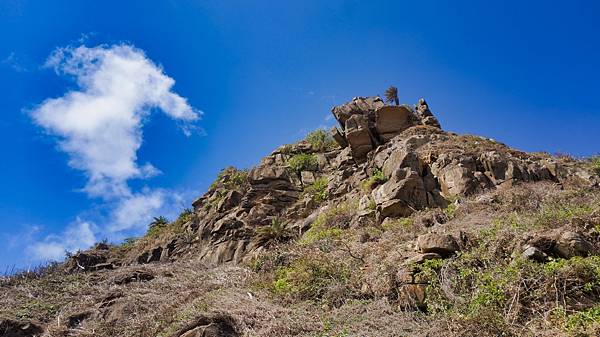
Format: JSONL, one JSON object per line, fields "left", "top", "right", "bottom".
{"left": 2, "top": 95, "right": 600, "bottom": 337}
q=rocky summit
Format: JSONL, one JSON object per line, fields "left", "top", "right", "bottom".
{"left": 2, "top": 95, "right": 600, "bottom": 337}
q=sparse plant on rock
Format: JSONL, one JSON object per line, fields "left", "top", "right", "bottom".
{"left": 305, "top": 129, "right": 337, "bottom": 152}
{"left": 302, "top": 202, "right": 355, "bottom": 244}
{"left": 288, "top": 153, "right": 318, "bottom": 172}
{"left": 210, "top": 167, "right": 249, "bottom": 191}
{"left": 384, "top": 86, "right": 399, "bottom": 106}
{"left": 304, "top": 177, "right": 329, "bottom": 203}
{"left": 362, "top": 168, "right": 387, "bottom": 191}
{"left": 254, "top": 217, "right": 294, "bottom": 248}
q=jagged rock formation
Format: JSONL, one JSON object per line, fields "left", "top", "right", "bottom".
{"left": 329, "top": 96, "right": 441, "bottom": 160}
{"left": 4, "top": 93, "right": 599, "bottom": 337}
{"left": 125, "top": 95, "right": 596, "bottom": 269}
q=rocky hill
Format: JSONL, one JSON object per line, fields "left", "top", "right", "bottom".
{"left": 2, "top": 95, "right": 600, "bottom": 337}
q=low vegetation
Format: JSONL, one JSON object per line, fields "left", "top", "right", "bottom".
{"left": 304, "top": 177, "right": 329, "bottom": 203}
{"left": 302, "top": 202, "right": 355, "bottom": 244}
{"left": 305, "top": 129, "right": 338, "bottom": 152}
{"left": 253, "top": 218, "right": 294, "bottom": 248}
{"left": 288, "top": 153, "right": 318, "bottom": 172}
{"left": 210, "top": 166, "right": 249, "bottom": 191}
{"left": 589, "top": 156, "right": 600, "bottom": 176}
{"left": 362, "top": 168, "right": 387, "bottom": 191}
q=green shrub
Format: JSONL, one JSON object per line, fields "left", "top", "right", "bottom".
{"left": 177, "top": 208, "right": 194, "bottom": 223}
{"left": 305, "top": 129, "right": 337, "bottom": 152}
{"left": 304, "top": 177, "right": 329, "bottom": 203}
{"left": 210, "top": 167, "right": 249, "bottom": 191}
{"left": 288, "top": 153, "right": 318, "bottom": 172}
{"left": 362, "top": 169, "right": 387, "bottom": 191}
{"left": 302, "top": 203, "right": 355, "bottom": 244}
{"left": 381, "top": 217, "right": 412, "bottom": 231}
{"left": 444, "top": 201, "right": 458, "bottom": 219}
{"left": 564, "top": 305, "right": 600, "bottom": 335}
{"left": 253, "top": 218, "right": 294, "bottom": 247}
{"left": 273, "top": 255, "right": 351, "bottom": 302}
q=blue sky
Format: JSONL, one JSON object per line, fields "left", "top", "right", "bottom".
{"left": 1, "top": 0, "right": 599, "bottom": 270}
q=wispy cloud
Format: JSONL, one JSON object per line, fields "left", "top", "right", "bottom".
{"left": 29, "top": 220, "right": 97, "bottom": 261}
{"left": 24, "top": 44, "right": 202, "bottom": 261}
{"left": 31, "top": 44, "right": 200, "bottom": 199}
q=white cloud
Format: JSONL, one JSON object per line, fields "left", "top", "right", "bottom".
{"left": 29, "top": 220, "right": 97, "bottom": 261}
{"left": 31, "top": 44, "right": 201, "bottom": 199}
{"left": 21, "top": 44, "right": 203, "bottom": 263}
{"left": 109, "top": 189, "right": 166, "bottom": 232}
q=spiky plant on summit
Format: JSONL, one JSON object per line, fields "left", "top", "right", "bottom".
{"left": 384, "top": 85, "right": 399, "bottom": 106}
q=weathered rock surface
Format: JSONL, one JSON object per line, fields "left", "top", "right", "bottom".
{"left": 0, "top": 319, "right": 43, "bottom": 337}
{"left": 554, "top": 231, "right": 594, "bottom": 258}
{"left": 171, "top": 314, "right": 238, "bottom": 337}
{"left": 344, "top": 114, "right": 374, "bottom": 160}
{"left": 417, "top": 233, "right": 459, "bottom": 257}
{"left": 117, "top": 94, "right": 596, "bottom": 270}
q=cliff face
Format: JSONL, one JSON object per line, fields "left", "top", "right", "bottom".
{"left": 2, "top": 95, "right": 600, "bottom": 337}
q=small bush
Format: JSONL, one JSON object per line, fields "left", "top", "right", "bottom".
{"left": 302, "top": 203, "right": 355, "bottom": 244}
{"left": 305, "top": 129, "right": 337, "bottom": 152}
{"left": 381, "top": 217, "right": 413, "bottom": 231}
{"left": 210, "top": 167, "right": 249, "bottom": 191}
{"left": 253, "top": 218, "right": 294, "bottom": 248}
{"left": 121, "top": 237, "right": 137, "bottom": 249}
{"left": 288, "top": 153, "right": 318, "bottom": 172}
{"left": 564, "top": 304, "right": 600, "bottom": 335}
{"left": 304, "top": 177, "right": 329, "bottom": 203}
{"left": 273, "top": 254, "right": 351, "bottom": 303}
{"left": 177, "top": 208, "right": 194, "bottom": 223}
{"left": 362, "top": 169, "right": 387, "bottom": 191}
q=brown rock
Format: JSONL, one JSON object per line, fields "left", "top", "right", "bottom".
{"left": 170, "top": 314, "right": 238, "bottom": 337}
{"left": 114, "top": 269, "right": 155, "bottom": 285}
{"left": 554, "top": 231, "right": 594, "bottom": 258}
{"left": 417, "top": 233, "right": 459, "bottom": 257}
{"left": 331, "top": 96, "right": 384, "bottom": 127}
{"left": 374, "top": 105, "right": 414, "bottom": 142}
{"left": 372, "top": 168, "right": 428, "bottom": 218}
{"left": 405, "top": 253, "right": 442, "bottom": 265}
{"left": 330, "top": 126, "right": 348, "bottom": 148}
{"left": 217, "top": 190, "right": 243, "bottom": 212}
{"left": 344, "top": 114, "right": 374, "bottom": 160}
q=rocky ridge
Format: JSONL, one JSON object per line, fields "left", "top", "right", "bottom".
{"left": 115, "top": 96, "right": 595, "bottom": 269}
{"left": 2, "top": 94, "right": 600, "bottom": 337}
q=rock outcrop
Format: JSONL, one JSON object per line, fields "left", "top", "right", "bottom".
{"left": 329, "top": 96, "right": 441, "bottom": 161}
{"left": 121, "top": 94, "right": 597, "bottom": 269}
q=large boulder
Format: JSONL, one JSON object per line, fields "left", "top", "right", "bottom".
{"left": 417, "top": 233, "right": 459, "bottom": 257}
{"left": 372, "top": 168, "right": 428, "bottom": 218}
{"left": 374, "top": 105, "right": 415, "bottom": 142}
{"left": 331, "top": 96, "right": 384, "bottom": 127}
{"left": 344, "top": 114, "right": 374, "bottom": 160}
{"left": 248, "top": 165, "right": 296, "bottom": 191}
